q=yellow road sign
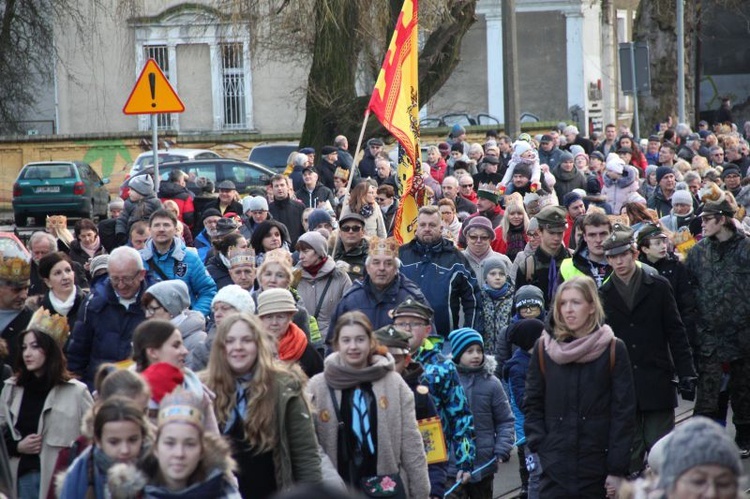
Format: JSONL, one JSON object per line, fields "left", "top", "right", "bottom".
{"left": 123, "top": 59, "right": 185, "bottom": 115}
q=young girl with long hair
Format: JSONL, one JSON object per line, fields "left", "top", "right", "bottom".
{"left": 204, "top": 312, "right": 322, "bottom": 498}
{"left": 308, "top": 311, "right": 429, "bottom": 498}
{"left": 58, "top": 396, "right": 151, "bottom": 498}
{"left": 0, "top": 313, "right": 93, "bottom": 499}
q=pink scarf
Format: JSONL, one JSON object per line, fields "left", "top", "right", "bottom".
{"left": 81, "top": 236, "right": 101, "bottom": 258}
{"left": 542, "top": 325, "right": 614, "bottom": 365}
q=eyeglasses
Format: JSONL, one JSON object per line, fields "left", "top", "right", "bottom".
{"left": 527, "top": 232, "right": 540, "bottom": 238}
{"left": 340, "top": 225, "right": 362, "bottom": 233}
{"left": 460, "top": 184, "right": 473, "bottom": 188}
{"left": 376, "top": 197, "right": 387, "bottom": 203}
{"left": 144, "top": 303, "right": 164, "bottom": 316}
{"left": 468, "top": 235, "right": 491, "bottom": 242}
{"left": 393, "top": 321, "right": 428, "bottom": 330}
{"left": 110, "top": 273, "right": 141, "bottom": 286}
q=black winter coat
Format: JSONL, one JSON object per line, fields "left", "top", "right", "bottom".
{"left": 268, "top": 197, "right": 306, "bottom": 246}
{"left": 600, "top": 268, "right": 696, "bottom": 411}
{"left": 205, "top": 254, "right": 233, "bottom": 290}
{"left": 524, "top": 334, "right": 636, "bottom": 497}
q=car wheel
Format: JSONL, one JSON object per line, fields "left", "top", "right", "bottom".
{"left": 14, "top": 213, "right": 27, "bottom": 227}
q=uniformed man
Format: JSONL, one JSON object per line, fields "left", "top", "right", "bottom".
{"left": 600, "top": 224, "right": 696, "bottom": 474}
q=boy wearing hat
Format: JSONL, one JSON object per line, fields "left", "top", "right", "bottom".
{"left": 515, "top": 205, "right": 571, "bottom": 306}
{"left": 478, "top": 256, "right": 515, "bottom": 371}
{"left": 600, "top": 223, "right": 696, "bottom": 473}
{"left": 686, "top": 194, "right": 750, "bottom": 455}
{"left": 389, "top": 298, "right": 477, "bottom": 485}
{"left": 447, "top": 327, "right": 515, "bottom": 497}
{"left": 116, "top": 174, "right": 163, "bottom": 246}
{"left": 373, "top": 324, "right": 448, "bottom": 498}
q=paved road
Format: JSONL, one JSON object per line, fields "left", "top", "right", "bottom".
{"left": 486, "top": 400, "right": 749, "bottom": 498}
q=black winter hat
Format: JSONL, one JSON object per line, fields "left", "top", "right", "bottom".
{"left": 508, "top": 318, "right": 545, "bottom": 351}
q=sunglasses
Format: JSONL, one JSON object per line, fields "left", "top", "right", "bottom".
{"left": 460, "top": 184, "right": 473, "bottom": 188}
{"left": 340, "top": 225, "right": 362, "bottom": 233}
{"left": 376, "top": 197, "right": 387, "bottom": 203}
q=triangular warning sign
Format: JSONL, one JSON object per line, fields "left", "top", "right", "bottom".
{"left": 123, "top": 59, "right": 185, "bottom": 115}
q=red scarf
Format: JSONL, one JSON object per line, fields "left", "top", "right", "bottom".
{"left": 278, "top": 322, "right": 308, "bottom": 362}
{"left": 461, "top": 190, "right": 478, "bottom": 204}
{"left": 303, "top": 257, "right": 328, "bottom": 277}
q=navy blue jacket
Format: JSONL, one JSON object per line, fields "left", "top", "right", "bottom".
{"left": 399, "top": 238, "right": 480, "bottom": 337}
{"left": 66, "top": 280, "right": 147, "bottom": 389}
{"left": 325, "top": 272, "right": 427, "bottom": 346}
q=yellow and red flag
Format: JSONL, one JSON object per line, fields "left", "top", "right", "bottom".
{"left": 367, "top": 0, "right": 424, "bottom": 244}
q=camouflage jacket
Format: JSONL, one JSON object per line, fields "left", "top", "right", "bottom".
{"left": 685, "top": 232, "right": 750, "bottom": 361}
{"left": 415, "top": 337, "right": 477, "bottom": 471}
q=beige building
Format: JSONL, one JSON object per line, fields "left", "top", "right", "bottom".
{"left": 36, "top": 0, "right": 639, "bottom": 137}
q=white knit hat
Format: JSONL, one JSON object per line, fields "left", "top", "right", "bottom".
{"left": 605, "top": 153, "right": 625, "bottom": 175}
{"left": 211, "top": 284, "right": 256, "bottom": 314}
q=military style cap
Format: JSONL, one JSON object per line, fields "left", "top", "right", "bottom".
{"left": 603, "top": 223, "right": 635, "bottom": 256}
{"left": 636, "top": 223, "right": 667, "bottom": 247}
{"left": 390, "top": 297, "right": 434, "bottom": 321}
{"left": 374, "top": 325, "right": 412, "bottom": 355}
{"left": 535, "top": 205, "right": 567, "bottom": 233}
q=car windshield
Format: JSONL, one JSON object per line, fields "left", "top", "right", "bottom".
{"left": 21, "top": 164, "right": 74, "bottom": 180}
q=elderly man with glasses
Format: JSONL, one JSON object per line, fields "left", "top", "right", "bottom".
{"left": 66, "top": 245, "right": 148, "bottom": 389}
{"left": 441, "top": 175, "right": 477, "bottom": 219}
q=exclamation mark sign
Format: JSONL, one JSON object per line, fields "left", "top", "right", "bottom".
{"left": 149, "top": 72, "right": 156, "bottom": 108}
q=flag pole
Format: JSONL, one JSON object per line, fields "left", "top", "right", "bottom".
{"left": 347, "top": 110, "right": 370, "bottom": 191}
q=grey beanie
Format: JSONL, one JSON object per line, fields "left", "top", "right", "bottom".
{"left": 657, "top": 417, "right": 742, "bottom": 492}
{"left": 146, "top": 280, "right": 190, "bottom": 317}
{"left": 108, "top": 199, "right": 125, "bottom": 211}
{"left": 559, "top": 151, "right": 574, "bottom": 163}
{"left": 481, "top": 255, "right": 510, "bottom": 282}
{"left": 128, "top": 174, "right": 154, "bottom": 196}
{"left": 243, "top": 195, "right": 268, "bottom": 214}
{"left": 515, "top": 284, "right": 545, "bottom": 309}
{"left": 298, "top": 230, "right": 328, "bottom": 258}
{"left": 307, "top": 209, "right": 333, "bottom": 230}
{"left": 89, "top": 254, "right": 110, "bottom": 277}
{"left": 671, "top": 189, "right": 693, "bottom": 206}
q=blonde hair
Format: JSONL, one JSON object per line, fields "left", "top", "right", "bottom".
{"left": 552, "top": 277, "right": 605, "bottom": 341}
{"left": 499, "top": 199, "right": 529, "bottom": 243}
{"left": 205, "top": 313, "right": 284, "bottom": 453}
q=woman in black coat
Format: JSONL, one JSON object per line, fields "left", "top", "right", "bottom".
{"left": 524, "top": 276, "right": 636, "bottom": 498}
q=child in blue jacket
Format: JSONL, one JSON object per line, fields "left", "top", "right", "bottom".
{"left": 447, "top": 328, "right": 515, "bottom": 498}
{"left": 502, "top": 318, "right": 545, "bottom": 499}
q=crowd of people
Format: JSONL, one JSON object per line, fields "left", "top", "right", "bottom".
{"left": 0, "top": 118, "right": 749, "bottom": 498}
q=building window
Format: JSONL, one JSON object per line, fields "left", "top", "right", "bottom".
{"left": 222, "top": 43, "right": 246, "bottom": 129}
{"left": 144, "top": 45, "right": 172, "bottom": 129}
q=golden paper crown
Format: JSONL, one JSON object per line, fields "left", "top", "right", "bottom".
{"left": 27, "top": 307, "right": 70, "bottom": 346}
{"left": 334, "top": 167, "right": 350, "bottom": 180}
{"left": 228, "top": 246, "right": 256, "bottom": 268}
{"left": 158, "top": 388, "right": 205, "bottom": 429}
{"left": 369, "top": 237, "right": 399, "bottom": 258}
{"left": 0, "top": 250, "right": 31, "bottom": 284}
{"left": 478, "top": 182, "right": 499, "bottom": 194}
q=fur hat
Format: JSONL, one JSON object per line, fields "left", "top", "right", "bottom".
{"left": 257, "top": 288, "right": 298, "bottom": 317}
{"left": 448, "top": 327, "right": 483, "bottom": 362}
{"left": 128, "top": 174, "right": 154, "bottom": 196}
{"left": 146, "top": 280, "right": 190, "bottom": 317}
{"left": 657, "top": 417, "right": 742, "bottom": 492}
{"left": 211, "top": 284, "right": 256, "bottom": 314}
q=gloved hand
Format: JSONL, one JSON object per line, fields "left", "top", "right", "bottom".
{"left": 678, "top": 376, "right": 697, "bottom": 401}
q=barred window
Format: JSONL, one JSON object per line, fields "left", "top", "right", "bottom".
{"left": 222, "top": 43, "right": 246, "bottom": 129}
{"left": 144, "top": 45, "right": 172, "bottom": 129}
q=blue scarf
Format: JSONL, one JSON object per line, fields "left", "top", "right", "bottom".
{"left": 483, "top": 282, "right": 511, "bottom": 300}
{"left": 222, "top": 373, "right": 253, "bottom": 434}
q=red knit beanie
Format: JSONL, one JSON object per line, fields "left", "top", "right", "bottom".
{"left": 141, "top": 362, "right": 184, "bottom": 403}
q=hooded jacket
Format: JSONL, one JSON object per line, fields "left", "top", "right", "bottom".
{"left": 116, "top": 195, "right": 163, "bottom": 236}
{"left": 175, "top": 309, "right": 208, "bottom": 353}
{"left": 158, "top": 180, "right": 196, "bottom": 228}
{"left": 399, "top": 238, "right": 480, "bottom": 337}
{"left": 448, "top": 356, "right": 515, "bottom": 482}
{"left": 107, "top": 433, "right": 241, "bottom": 498}
{"left": 602, "top": 165, "right": 641, "bottom": 214}
{"left": 295, "top": 183, "right": 335, "bottom": 209}
{"left": 140, "top": 237, "right": 217, "bottom": 316}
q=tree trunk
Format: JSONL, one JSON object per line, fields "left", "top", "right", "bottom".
{"left": 633, "top": 0, "right": 697, "bottom": 132}
{"left": 300, "top": 0, "right": 477, "bottom": 152}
